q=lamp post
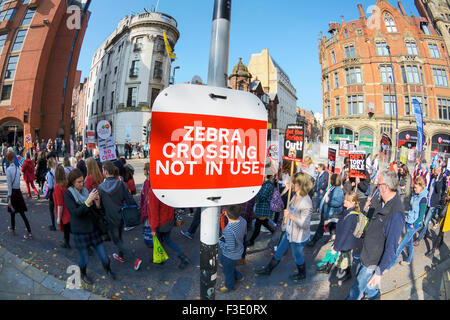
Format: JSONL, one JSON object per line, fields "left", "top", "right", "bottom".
{"left": 386, "top": 45, "right": 399, "bottom": 162}
{"left": 171, "top": 66, "right": 180, "bottom": 85}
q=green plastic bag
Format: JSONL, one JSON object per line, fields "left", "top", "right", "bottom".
{"left": 153, "top": 236, "right": 169, "bottom": 264}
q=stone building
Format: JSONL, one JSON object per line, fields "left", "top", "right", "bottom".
{"left": 84, "top": 11, "right": 179, "bottom": 153}
{"left": 247, "top": 48, "right": 297, "bottom": 134}
{"left": 228, "top": 58, "right": 279, "bottom": 129}
{"left": 0, "top": 0, "right": 90, "bottom": 145}
{"left": 319, "top": 0, "right": 450, "bottom": 162}
{"left": 416, "top": 0, "right": 450, "bottom": 53}
{"left": 71, "top": 71, "right": 88, "bottom": 148}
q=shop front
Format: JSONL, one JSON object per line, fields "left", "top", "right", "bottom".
{"left": 431, "top": 133, "right": 450, "bottom": 157}
{"left": 329, "top": 127, "right": 353, "bottom": 145}
{"left": 358, "top": 128, "right": 374, "bottom": 155}
{"left": 398, "top": 130, "right": 426, "bottom": 150}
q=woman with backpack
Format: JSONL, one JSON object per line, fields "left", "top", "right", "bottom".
{"left": 22, "top": 153, "right": 39, "bottom": 199}
{"left": 247, "top": 172, "right": 276, "bottom": 247}
{"left": 316, "top": 191, "right": 361, "bottom": 285}
{"left": 53, "top": 165, "right": 71, "bottom": 248}
{"left": 389, "top": 176, "right": 428, "bottom": 268}
{"left": 46, "top": 157, "right": 57, "bottom": 231}
{"left": 6, "top": 152, "right": 33, "bottom": 240}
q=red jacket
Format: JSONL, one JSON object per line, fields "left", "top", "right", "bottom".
{"left": 21, "top": 159, "right": 36, "bottom": 182}
{"left": 148, "top": 187, "right": 174, "bottom": 231}
{"left": 53, "top": 184, "right": 70, "bottom": 229}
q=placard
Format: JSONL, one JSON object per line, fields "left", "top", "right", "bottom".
{"left": 349, "top": 151, "right": 366, "bottom": 179}
{"left": 87, "top": 130, "right": 96, "bottom": 150}
{"left": 266, "top": 129, "right": 280, "bottom": 175}
{"left": 97, "top": 120, "right": 112, "bottom": 140}
{"left": 283, "top": 124, "right": 305, "bottom": 162}
{"left": 338, "top": 139, "right": 349, "bottom": 158}
{"left": 98, "top": 136, "right": 117, "bottom": 162}
{"left": 328, "top": 148, "right": 337, "bottom": 173}
{"left": 400, "top": 146, "right": 408, "bottom": 164}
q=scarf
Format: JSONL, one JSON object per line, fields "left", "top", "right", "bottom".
{"left": 68, "top": 186, "right": 90, "bottom": 205}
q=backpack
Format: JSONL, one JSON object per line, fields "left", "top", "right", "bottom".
{"left": 346, "top": 211, "right": 369, "bottom": 238}
{"left": 270, "top": 186, "right": 284, "bottom": 213}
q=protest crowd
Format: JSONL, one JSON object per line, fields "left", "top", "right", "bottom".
{"left": 1, "top": 137, "right": 450, "bottom": 300}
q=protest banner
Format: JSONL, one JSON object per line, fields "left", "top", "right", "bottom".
{"left": 349, "top": 151, "right": 366, "bottom": 179}
{"left": 339, "top": 139, "right": 349, "bottom": 157}
{"left": 86, "top": 130, "right": 96, "bottom": 150}
{"left": 400, "top": 146, "right": 408, "bottom": 164}
{"left": 98, "top": 136, "right": 117, "bottom": 162}
{"left": 282, "top": 124, "right": 305, "bottom": 162}
{"left": 328, "top": 148, "right": 337, "bottom": 173}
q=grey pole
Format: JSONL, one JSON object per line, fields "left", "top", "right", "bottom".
{"left": 201, "top": 0, "right": 231, "bottom": 301}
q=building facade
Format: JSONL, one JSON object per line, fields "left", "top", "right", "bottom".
{"left": 85, "top": 11, "right": 179, "bottom": 152}
{"left": 297, "top": 107, "right": 323, "bottom": 142}
{"left": 71, "top": 70, "right": 87, "bottom": 148}
{"left": 247, "top": 48, "right": 297, "bottom": 134}
{"left": 228, "top": 58, "right": 279, "bottom": 129}
{"left": 319, "top": 0, "right": 450, "bottom": 162}
{"left": 0, "top": 0, "right": 90, "bottom": 146}
{"left": 416, "top": 0, "right": 450, "bottom": 53}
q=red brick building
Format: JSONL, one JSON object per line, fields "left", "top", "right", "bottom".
{"left": 71, "top": 70, "right": 87, "bottom": 147}
{"left": 0, "top": 0, "right": 90, "bottom": 146}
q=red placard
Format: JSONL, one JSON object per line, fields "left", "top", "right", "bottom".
{"left": 150, "top": 112, "right": 267, "bottom": 190}
{"left": 349, "top": 151, "right": 366, "bottom": 179}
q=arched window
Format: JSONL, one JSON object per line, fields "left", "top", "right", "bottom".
{"left": 384, "top": 13, "right": 397, "bottom": 33}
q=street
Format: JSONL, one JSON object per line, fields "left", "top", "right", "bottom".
{"left": 0, "top": 158, "right": 448, "bottom": 300}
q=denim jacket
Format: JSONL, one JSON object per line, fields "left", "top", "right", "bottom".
{"left": 324, "top": 186, "right": 344, "bottom": 219}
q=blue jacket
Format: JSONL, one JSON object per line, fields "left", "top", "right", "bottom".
{"left": 406, "top": 189, "right": 428, "bottom": 226}
{"left": 324, "top": 186, "right": 344, "bottom": 219}
{"left": 315, "top": 171, "right": 329, "bottom": 193}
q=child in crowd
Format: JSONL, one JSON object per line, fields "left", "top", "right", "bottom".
{"left": 218, "top": 205, "right": 247, "bottom": 293}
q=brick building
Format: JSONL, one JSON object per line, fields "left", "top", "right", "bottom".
{"left": 0, "top": 0, "right": 90, "bottom": 146}
{"left": 319, "top": 0, "right": 450, "bottom": 162}
{"left": 71, "top": 70, "right": 87, "bottom": 149}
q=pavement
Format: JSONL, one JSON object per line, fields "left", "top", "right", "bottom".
{"left": 0, "top": 157, "right": 449, "bottom": 300}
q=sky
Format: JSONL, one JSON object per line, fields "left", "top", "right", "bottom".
{"left": 77, "top": 0, "right": 421, "bottom": 113}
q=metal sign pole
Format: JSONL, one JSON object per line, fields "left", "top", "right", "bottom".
{"left": 200, "top": 0, "right": 231, "bottom": 301}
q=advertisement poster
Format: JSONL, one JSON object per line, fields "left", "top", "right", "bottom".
{"left": 328, "top": 148, "right": 337, "bottom": 173}
{"left": 349, "top": 151, "right": 366, "bottom": 179}
{"left": 283, "top": 124, "right": 305, "bottom": 162}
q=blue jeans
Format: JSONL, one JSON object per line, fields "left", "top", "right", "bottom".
{"left": 389, "top": 223, "right": 420, "bottom": 268}
{"left": 220, "top": 254, "right": 242, "bottom": 290}
{"left": 346, "top": 262, "right": 379, "bottom": 300}
{"left": 78, "top": 243, "right": 109, "bottom": 269}
{"left": 274, "top": 233, "right": 307, "bottom": 265}
{"left": 315, "top": 192, "right": 324, "bottom": 212}
{"left": 158, "top": 230, "right": 183, "bottom": 256}
{"left": 416, "top": 207, "right": 438, "bottom": 241}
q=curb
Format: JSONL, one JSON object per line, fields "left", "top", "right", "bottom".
{"left": 0, "top": 246, "right": 108, "bottom": 300}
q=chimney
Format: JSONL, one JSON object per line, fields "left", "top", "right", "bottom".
{"left": 358, "top": 3, "right": 366, "bottom": 19}
{"left": 398, "top": 1, "right": 406, "bottom": 15}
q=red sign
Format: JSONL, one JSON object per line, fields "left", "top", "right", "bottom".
{"left": 328, "top": 148, "right": 337, "bottom": 173}
{"left": 339, "top": 139, "right": 349, "bottom": 158}
{"left": 349, "top": 151, "right": 366, "bottom": 179}
{"left": 283, "top": 124, "right": 305, "bottom": 162}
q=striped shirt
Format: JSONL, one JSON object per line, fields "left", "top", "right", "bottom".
{"left": 219, "top": 216, "right": 247, "bottom": 260}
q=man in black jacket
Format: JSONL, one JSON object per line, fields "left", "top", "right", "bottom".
{"left": 346, "top": 170, "right": 404, "bottom": 300}
{"left": 414, "top": 166, "right": 446, "bottom": 246}
{"left": 314, "top": 164, "right": 329, "bottom": 212}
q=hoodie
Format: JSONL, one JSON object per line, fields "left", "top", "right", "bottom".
{"left": 98, "top": 177, "right": 135, "bottom": 227}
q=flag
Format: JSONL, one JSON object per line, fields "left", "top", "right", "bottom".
{"left": 412, "top": 99, "right": 424, "bottom": 152}
{"left": 163, "top": 31, "right": 177, "bottom": 60}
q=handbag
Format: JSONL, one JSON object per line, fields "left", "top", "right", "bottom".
{"left": 121, "top": 204, "right": 141, "bottom": 231}
{"left": 270, "top": 185, "right": 284, "bottom": 213}
{"left": 153, "top": 235, "right": 169, "bottom": 264}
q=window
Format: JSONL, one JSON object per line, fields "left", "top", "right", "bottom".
{"left": 134, "top": 37, "right": 143, "bottom": 51}
{"left": 5, "top": 55, "right": 18, "bottom": 79}
{"left": 114, "top": 66, "right": 117, "bottom": 74}
{"left": 336, "top": 97, "right": 340, "bottom": 116}
{"left": 151, "top": 88, "right": 160, "bottom": 107}
{"left": 98, "top": 79, "right": 101, "bottom": 91}
{"left": 405, "top": 96, "right": 411, "bottom": 116}
{"left": 438, "top": 98, "right": 450, "bottom": 120}
{"left": 12, "top": 29, "right": 27, "bottom": 51}
{"left": 0, "top": 9, "right": 16, "bottom": 22}
{"left": 344, "top": 29, "right": 349, "bottom": 38}
{"left": 154, "top": 38, "right": 165, "bottom": 53}
{"left": 331, "top": 51, "right": 336, "bottom": 64}
{"left": 406, "top": 66, "right": 420, "bottom": 84}
{"left": 384, "top": 14, "right": 397, "bottom": 33}
{"left": 429, "top": 43, "right": 441, "bottom": 58}
{"left": 153, "top": 61, "right": 163, "bottom": 79}
{"left": 347, "top": 95, "right": 364, "bottom": 115}
{"left": 345, "top": 45, "right": 355, "bottom": 58}
{"left": 0, "top": 33, "right": 6, "bottom": 54}
{"left": 380, "top": 65, "right": 393, "bottom": 83}
{"left": 326, "top": 76, "right": 330, "bottom": 92}
{"left": 404, "top": 96, "right": 427, "bottom": 117}
{"left": 421, "top": 23, "right": 431, "bottom": 35}
{"left": 376, "top": 42, "right": 389, "bottom": 56}
{"left": 384, "top": 95, "right": 396, "bottom": 115}
{"left": 110, "top": 91, "right": 114, "bottom": 109}
{"left": 326, "top": 100, "right": 331, "bottom": 117}
{"left": 22, "top": 0, "right": 30, "bottom": 5}
{"left": 130, "top": 60, "right": 139, "bottom": 77}
{"left": 127, "top": 87, "right": 137, "bottom": 107}
{"left": 101, "top": 96, "right": 105, "bottom": 113}
{"left": 406, "top": 42, "right": 418, "bottom": 55}
{"left": 345, "top": 67, "right": 362, "bottom": 84}
{"left": 95, "top": 100, "right": 98, "bottom": 115}
{"left": 104, "top": 74, "right": 107, "bottom": 88}
{"left": 91, "top": 102, "right": 94, "bottom": 116}
{"left": 334, "top": 72, "right": 339, "bottom": 88}
{"left": 433, "top": 68, "right": 448, "bottom": 87}
{"left": 1, "top": 84, "right": 11, "bottom": 100}
{"left": 21, "top": 7, "right": 36, "bottom": 26}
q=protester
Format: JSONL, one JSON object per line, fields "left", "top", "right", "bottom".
{"left": 123, "top": 164, "right": 137, "bottom": 195}
{"left": 46, "top": 157, "right": 57, "bottom": 231}
{"left": 21, "top": 153, "right": 38, "bottom": 198}
{"left": 141, "top": 163, "right": 153, "bottom": 247}
{"left": 426, "top": 185, "right": 450, "bottom": 257}
{"left": 148, "top": 181, "right": 190, "bottom": 269}
{"left": 85, "top": 157, "right": 104, "bottom": 191}
{"left": 255, "top": 173, "right": 313, "bottom": 281}
{"left": 218, "top": 205, "right": 247, "bottom": 293}
{"left": 6, "top": 152, "right": 32, "bottom": 240}
{"left": 63, "top": 156, "right": 74, "bottom": 179}
{"left": 280, "top": 161, "right": 297, "bottom": 208}
{"left": 371, "top": 154, "right": 380, "bottom": 183}
{"left": 389, "top": 177, "right": 428, "bottom": 267}
{"left": 346, "top": 170, "right": 404, "bottom": 300}
{"left": 64, "top": 169, "right": 115, "bottom": 284}
{"left": 342, "top": 170, "right": 353, "bottom": 195}
{"left": 414, "top": 166, "right": 446, "bottom": 246}
{"left": 82, "top": 145, "right": 91, "bottom": 159}
{"left": 46, "top": 145, "right": 57, "bottom": 160}
{"left": 54, "top": 165, "right": 71, "bottom": 249}
{"left": 352, "top": 170, "right": 371, "bottom": 211}
{"left": 76, "top": 152, "right": 87, "bottom": 178}
{"left": 35, "top": 151, "right": 48, "bottom": 193}
{"left": 1, "top": 142, "right": 8, "bottom": 174}
{"left": 247, "top": 172, "right": 275, "bottom": 247}
{"left": 301, "top": 156, "right": 316, "bottom": 198}
{"left": 98, "top": 161, "right": 142, "bottom": 271}
{"left": 399, "top": 164, "right": 412, "bottom": 210}
{"left": 314, "top": 163, "right": 329, "bottom": 213}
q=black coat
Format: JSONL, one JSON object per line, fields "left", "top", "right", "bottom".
{"left": 334, "top": 208, "right": 358, "bottom": 252}
{"left": 77, "top": 160, "right": 87, "bottom": 178}
{"left": 428, "top": 174, "right": 446, "bottom": 208}
{"left": 64, "top": 189, "right": 99, "bottom": 234}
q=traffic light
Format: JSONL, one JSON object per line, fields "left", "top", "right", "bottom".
{"left": 143, "top": 126, "right": 147, "bottom": 136}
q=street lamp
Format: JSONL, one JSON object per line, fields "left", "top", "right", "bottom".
{"left": 386, "top": 45, "right": 399, "bottom": 162}
{"left": 171, "top": 66, "right": 180, "bottom": 85}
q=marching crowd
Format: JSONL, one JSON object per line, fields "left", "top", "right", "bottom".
{"left": 2, "top": 139, "right": 450, "bottom": 299}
